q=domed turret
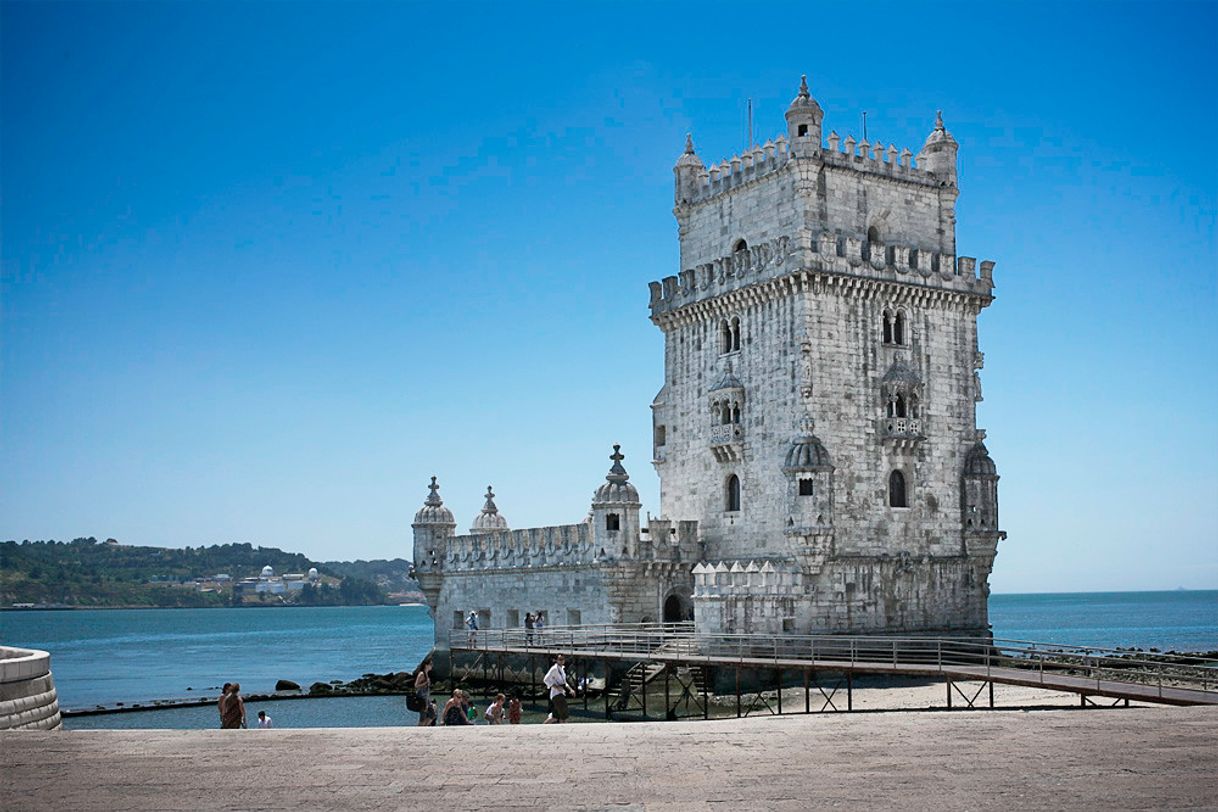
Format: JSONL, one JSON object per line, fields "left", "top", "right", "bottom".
{"left": 783, "top": 417, "right": 836, "bottom": 535}
{"left": 674, "top": 133, "right": 705, "bottom": 206}
{"left": 918, "top": 110, "right": 958, "bottom": 183}
{"left": 470, "top": 486, "right": 509, "bottom": 534}
{"left": 963, "top": 443, "right": 998, "bottom": 478}
{"left": 413, "top": 476, "right": 456, "bottom": 527}
{"left": 783, "top": 432, "right": 833, "bottom": 473}
{"left": 591, "top": 445, "right": 642, "bottom": 560}
{"left": 784, "top": 74, "right": 824, "bottom": 153}
{"left": 593, "top": 444, "right": 640, "bottom": 506}
{"left": 307, "top": 567, "right": 319, "bottom": 581}
{"left": 261, "top": 565, "right": 274, "bottom": 578}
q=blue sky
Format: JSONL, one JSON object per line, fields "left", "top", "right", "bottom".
{"left": 2, "top": 1, "right": 1215, "bottom": 592}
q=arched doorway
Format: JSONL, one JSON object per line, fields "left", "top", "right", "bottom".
{"left": 663, "top": 592, "right": 693, "bottom": 623}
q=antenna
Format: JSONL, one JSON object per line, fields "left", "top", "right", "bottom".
{"left": 862, "top": 111, "right": 868, "bottom": 143}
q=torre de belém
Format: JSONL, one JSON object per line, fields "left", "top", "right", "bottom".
{"left": 412, "top": 76, "right": 1004, "bottom": 666}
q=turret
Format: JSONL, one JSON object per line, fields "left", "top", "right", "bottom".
{"left": 469, "top": 485, "right": 509, "bottom": 535}
{"left": 784, "top": 74, "right": 824, "bottom": 155}
{"left": 590, "top": 445, "right": 642, "bottom": 559}
{"left": 917, "top": 110, "right": 958, "bottom": 184}
{"left": 782, "top": 418, "right": 835, "bottom": 534}
{"left": 673, "top": 133, "right": 705, "bottom": 206}
{"left": 411, "top": 476, "right": 456, "bottom": 578}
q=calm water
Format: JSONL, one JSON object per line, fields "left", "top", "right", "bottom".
{"left": 2, "top": 591, "right": 1215, "bottom": 727}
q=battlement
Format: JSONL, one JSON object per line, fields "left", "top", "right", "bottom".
{"left": 649, "top": 230, "right": 996, "bottom": 319}
{"left": 679, "top": 128, "right": 943, "bottom": 209}
{"left": 439, "top": 517, "right": 701, "bottom": 573}
{"left": 692, "top": 559, "right": 805, "bottom": 596}
{"left": 443, "top": 522, "right": 595, "bottom": 572}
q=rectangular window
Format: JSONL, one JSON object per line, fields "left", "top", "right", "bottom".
{"left": 452, "top": 611, "right": 464, "bottom": 630}
{"left": 477, "top": 608, "right": 491, "bottom": 629}
{"left": 567, "top": 609, "right": 582, "bottom": 626}
{"left": 654, "top": 425, "right": 666, "bottom": 447}
{"left": 799, "top": 479, "right": 814, "bottom": 496}
{"left": 507, "top": 609, "right": 520, "bottom": 628}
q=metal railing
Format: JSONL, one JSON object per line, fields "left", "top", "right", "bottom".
{"left": 451, "top": 623, "right": 1218, "bottom": 700}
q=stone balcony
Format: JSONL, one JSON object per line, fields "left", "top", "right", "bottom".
{"left": 878, "top": 417, "right": 923, "bottom": 444}
{"left": 709, "top": 423, "right": 743, "bottom": 462}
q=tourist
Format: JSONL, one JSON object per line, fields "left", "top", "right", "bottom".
{"left": 484, "top": 693, "right": 506, "bottom": 724}
{"left": 257, "top": 710, "right": 272, "bottom": 729}
{"left": 507, "top": 695, "right": 522, "bottom": 725}
{"left": 466, "top": 610, "right": 479, "bottom": 646}
{"left": 542, "top": 654, "right": 572, "bottom": 724}
{"left": 534, "top": 611, "right": 545, "bottom": 638}
{"left": 441, "top": 689, "right": 470, "bottom": 726}
{"left": 525, "top": 612, "right": 535, "bottom": 646}
{"left": 414, "top": 659, "right": 432, "bottom": 708}
{"left": 221, "top": 683, "right": 246, "bottom": 729}
{"left": 217, "top": 682, "right": 232, "bottom": 729}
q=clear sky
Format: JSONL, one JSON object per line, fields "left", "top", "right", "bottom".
{"left": 2, "top": 1, "right": 1215, "bottom": 592}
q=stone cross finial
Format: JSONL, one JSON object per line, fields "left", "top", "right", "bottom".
{"left": 607, "top": 444, "right": 629, "bottom": 482}
{"left": 798, "top": 74, "right": 810, "bottom": 98}
{"left": 482, "top": 486, "right": 498, "bottom": 514}
{"left": 425, "top": 476, "right": 443, "bottom": 506}
{"left": 684, "top": 133, "right": 695, "bottom": 154}
{"left": 935, "top": 110, "right": 945, "bottom": 130}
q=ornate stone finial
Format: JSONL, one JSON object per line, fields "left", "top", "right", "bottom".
{"left": 482, "top": 486, "right": 499, "bottom": 514}
{"left": 684, "top": 133, "right": 695, "bottom": 154}
{"left": 798, "top": 412, "right": 816, "bottom": 436}
{"left": 607, "top": 444, "right": 629, "bottom": 483}
{"left": 935, "top": 110, "right": 945, "bottom": 130}
{"left": 798, "top": 74, "right": 810, "bottom": 99}
{"left": 425, "top": 476, "right": 443, "bottom": 506}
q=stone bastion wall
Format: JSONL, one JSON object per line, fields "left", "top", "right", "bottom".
{"left": 0, "top": 645, "right": 62, "bottom": 731}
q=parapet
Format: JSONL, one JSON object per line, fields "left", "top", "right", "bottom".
{"left": 678, "top": 128, "right": 943, "bottom": 209}
{"left": 650, "top": 229, "right": 996, "bottom": 319}
{"left": 692, "top": 559, "right": 805, "bottom": 597}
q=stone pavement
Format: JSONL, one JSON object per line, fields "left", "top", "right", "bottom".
{"left": 3, "top": 707, "right": 1217, "bottom": 810}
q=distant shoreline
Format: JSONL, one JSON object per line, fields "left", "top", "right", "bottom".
{"left": 1, "top": 603, "right": 419, "bottom": 612}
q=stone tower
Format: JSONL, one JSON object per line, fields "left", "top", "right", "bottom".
{"left": 651, "top": 76, "right": 1003, "bottom": 635}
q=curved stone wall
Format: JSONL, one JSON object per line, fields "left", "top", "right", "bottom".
{"left": 0, "top": 645, "right": 62, "bottom": 730}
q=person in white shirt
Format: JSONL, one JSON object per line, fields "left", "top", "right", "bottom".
{"left": 484, "top": 693, "right": 506, "bottom": 724}
{"left": 542, "top": 654, "right": 572, "bottom": 724}
{"left": 256, "top": 710, "right": 272, "bottom": 729}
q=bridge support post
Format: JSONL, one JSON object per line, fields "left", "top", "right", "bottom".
{"left": 702, "top": 663, "right": 709, "bottom": 720}
{"left": 664, "top": 664, "right": 670, "bottom": 719}
{"left": 776, "top": 669, "right": 782, "bottom": 715}
{"left": 804, "top": 670, "right": 810, "bottom": 714}
{"left": 530, "top": 654, "right": 536, "bottom": 712}
{"left": 642, "top": 664, "right": 648, "bottom": 719}
{"left": 947, "top": 680, "right": 952, "bottom": 709}
{"left": 604, "top": 659, "right": 611, "bottom": 720}
{"left": 735, "top": 666, "right": 741, "bottom": 718}
{"left": 847, "top": 672, "right": 853, "bottom": 712}
{"left": 989, "top": 680, "right": 994, "bottom": 709}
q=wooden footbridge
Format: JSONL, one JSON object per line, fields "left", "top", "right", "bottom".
{"left": 450, "top": 623, "right": 1218, "bottom": 720}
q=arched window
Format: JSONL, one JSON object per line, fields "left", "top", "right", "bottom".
{"left": 908, "top": 394, "right": 920, "bottom": 419}
{"left": 882, "top": 309, "right": 893, "bottom": 344}
{"left": 888, "top": 471, "right": 908, "bottom": 508}
{"left": 733, "top": 238, "right": 748, "bottom": 253}
{"left": 720, "top": 320, "right": 733, "bottom": 354}
{"left": 867, "top": 225, "right": 881, "bottom": 244}
{"left": 893, "top": 311, "right": 906, "bottom": 345}
{"left": 606, "top": 513, "right": 620, "bottom": 531}
{"left": 730, "top": 317, "right": 741, "bottom": 352}
{"left": 725, "top": 475, "right": 741, "bottom": 512}
{"left": 894, "top": 394, "right": 907, "bottom": 418}
{"left": 731, "top": 402, "right": 741, "bottom": 424}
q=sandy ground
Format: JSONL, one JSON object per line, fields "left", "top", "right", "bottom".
{"left": 4, "top": 704, "right": 1217, "bottom": 810}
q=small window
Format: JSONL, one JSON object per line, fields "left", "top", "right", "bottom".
{"left": 720, "top": 319, "right": 733, "bottom": 354}
{"left": 893, "top": 311, "right": 906, "bottom": 345}
{"left": 798, "top": 124, "right": 809, "bottom": 137}
{"left": 725, "top": 474, "right": 741, "bottom": 512}
{"left": 507, "top": 609, "right": 520, "bottom": 628}
{"left": 730, "top": 317, "right": 741, "bottom": 352}
{"left": 733, "top": 238, "right": 748, "bottom": 253}
{"left": 882, "top": 309, "right": 893, "bottom": 344}
{"left": 606, "top": 513, "right": 620, "bottom": 531}
{"left": 867, "top": 225, "right": 880, "bottom": 245}
{"left": 654, "top": 424, "right": 667, "bottom": 447}
{"left": 731, "top": 402, "right": 741, "bottom": 424}
{"left": 888, "top": 470, "right": 908, "bottom": 508}
{"left": 453, "top": 611, "right": 464, "bottom": 630}
{"left": 567, "top": 609, "right": 582, "bottom": 626}
{"left": 799, "top": 479, "right": 815, "bottom": 497}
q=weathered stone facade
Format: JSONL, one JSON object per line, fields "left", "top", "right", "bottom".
{"left": 412, "top": 75, "right": 1003, "bottom": 656}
